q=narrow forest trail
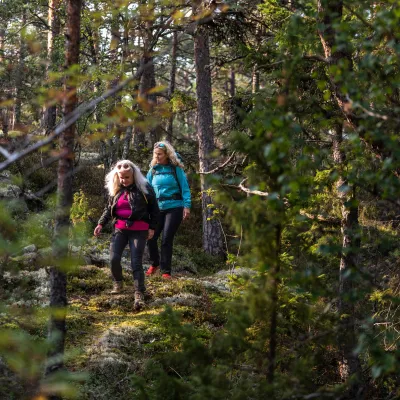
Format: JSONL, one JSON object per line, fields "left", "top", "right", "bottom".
{"left": 63, "top": 262, "right": 250, "bottom": 397}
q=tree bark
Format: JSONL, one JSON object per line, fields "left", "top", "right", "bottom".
{"left": 252, "top": 64, "right": 259, "bottom": 94}
{"left": 43, "top": 0, "right": 62, "bottom": 136}
{"left": 46, "top": 0, "right": 81, "bottom": 380}
{"left": 0, "top": 25, "right": 9, "bottom": 136}
{"left": 166, "top": 31, "right": 178, "bottom": 143}
{"left": 229, "top": 67, "right": 235, "bottom": 98}
{"left": 0, "top": 27, "right": 5, "bottom": 64}
{"left": 193, "top": 2, "right": 225, "bottom": 257}
{"left": 317, "top": 2, "right": 363, "bottom": 394}
{"left": 13, "top": 8, "right": 26, "bottom": 129}
{"left": 333, "top": 123, "right": 363, "bottom": 396}
{"left": 139, "top": 5, "right": 158, "bottom": 149}
{"left": 267, "top": 224, "right": 282, "bottom": 383}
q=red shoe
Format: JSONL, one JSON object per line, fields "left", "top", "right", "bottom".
{"left": 162, "top": 273, "right": 172, "bottom": 279}
{"left": 146, "top": 266, "right": 159, "bottom": 276}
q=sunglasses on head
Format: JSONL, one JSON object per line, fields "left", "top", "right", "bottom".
{"left": 116, "top": 162, "right": 131, "bottom": 170}
{"left": 154, "top": 142, "right": 166, "bottom": 149}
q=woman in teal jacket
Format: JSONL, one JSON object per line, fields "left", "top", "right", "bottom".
{"left": 146, "top": 141, "right": 191, "bottom": 278}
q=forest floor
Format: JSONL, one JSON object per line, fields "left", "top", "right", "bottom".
{"left": 64, "top": 262, "right": 239, "bottom": 398}
{"left": 1, "top": 232, "right": 253, "bottom": 399}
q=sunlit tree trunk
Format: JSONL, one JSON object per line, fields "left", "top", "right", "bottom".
{"left": 193, "top": 1, "right": 225, "bottom": 257}
{"left": 46, "top": 0, "right": 81, "bottom": 379}
{"left": 333, "top": 123, "right": 363, "bottom": 394}
{"left": 43, "top": 0, "right": 61, "bottom": 135}
{"left": 252, "top": 64, "right": 259, "bottom": 94}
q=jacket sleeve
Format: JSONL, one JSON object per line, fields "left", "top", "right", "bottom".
{"left": 176, "top": 167, "right": 191, "bottom": 209}
{"left": 97, "top": 197, "right": 112, "bottom": 227}
{"left": 146, "top": 183, "right": 160, "bottom": 230}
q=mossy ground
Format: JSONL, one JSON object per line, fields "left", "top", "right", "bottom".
{"left": 0, "top": 230, "right": 231, "bottom": 399}
{"left": 63, "top": 263, "right": 230, "bottom": 398}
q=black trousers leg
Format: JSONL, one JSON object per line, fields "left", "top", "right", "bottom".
{"left": 128, "top": 230, "right": 147, "bottom": 293}
{"left": 110, "top": 231, "right": 129, "bottom": 282}
{"left": 160, "top": 207, "right": 183, "bottom": 274}
{"left": 147, "top": 211, "right": 166, "bottom": 268}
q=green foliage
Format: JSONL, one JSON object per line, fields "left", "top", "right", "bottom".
{"left": 71, "top": 190, "right": 96, "bottom": 226}
{"left": 170, "top": 91, "right": 197, "bottom": 113}
{"left": 70, "top": 190, "right": 97, "bottom": 242}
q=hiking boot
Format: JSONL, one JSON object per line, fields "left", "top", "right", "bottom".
{"left": 162, "top": 273, "right": 172, "bottom": 280}
{"left": 111, "top": 281, "right": 123, "bottom": 294}
{"left": 134, "top": 291, "right": 145, "bottom": 310}
{"left": 145, "top": 266, "right": 159, "bottom": 276}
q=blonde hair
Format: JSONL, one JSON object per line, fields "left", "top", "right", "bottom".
{"left": 105, "top": 160, "right": 149, "bottom": 197}
{"left": 150, "top": 141, "right": 184, "bottom": 168}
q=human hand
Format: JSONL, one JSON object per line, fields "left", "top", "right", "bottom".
{"left": 148, "top": 229, "right": 155, "bottom": 240}
{"left": 94, "top": 224, "right": 102, "bottom": 236}
{"left": 183, "top": 208, "right": 190, "bottom": 220}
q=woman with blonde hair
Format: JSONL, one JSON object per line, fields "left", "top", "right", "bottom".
{"left": 94, "top": 160, "right": 159, "bottom": 310}
{"left": 145, "top": 141, "right": 191, "bottom": 279}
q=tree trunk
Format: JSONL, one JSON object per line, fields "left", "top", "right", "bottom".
{"left": 0, "top": 26, "right": 5, "bottom": 135}
{"left": 317, "top": 2, "right": 363, "bottom": 393}
{"left": 13, "top": 8, "right": 26, "bottom": 129}
{"left": 122, "top": 126, "right": 133, "bottom": 159}
{"left": 166, "top": 30, "right": 178, "bottom": 143}
{"left": 229, "top": 67, "right": 235, "bottom": 98}
{"left": 46, "top": 0, "right": 81, "bottom": 380}
{"left": 333, "top": 123, "right": 363, "bottom": 396}
{"left": 1, "top": 107, "right": 9, "bottom": 138}
{"left": 43, "top": 0, "right": 62, "bottom": 135}
{"left": 193, "top": 3, "right": 225, "bottom": 257}
{"left": 267, "top": 223, "right": 282, "bottom": 383}
{"left": 0, "top": 27, "right": 5, "bottom": 63}
{"left": 252, "top": 64, "right": 259, "bottom": 94}
{"left": 139, "top": 9, "right": 158, "bottom": 149}
{"left": 99, "top": 10, "right": 121, "bottom": 169}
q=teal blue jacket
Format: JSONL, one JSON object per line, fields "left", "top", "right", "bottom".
{"left": 147, "top": 164, "right": 191, "bottom": 211}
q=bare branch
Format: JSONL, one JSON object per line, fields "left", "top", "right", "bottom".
{"left": 343, "top": 4, "right": 374, "bottom": 30}
{"left": 299, "top": 210, "right": 341, "bottom": 225}
{"left": 303, "top": 54, "right": 330, "bottom": 63}
{"left": 238, "top": 178, "right": 269, "bottom": 196}
{"left": 0, "top": 146, "right": 11, "bottom": 159}
{"left": 353, "top": 101, "right": 400, "bottom": 123}
{"left": 198, "top": 151, "right": 236, "bottom": 174}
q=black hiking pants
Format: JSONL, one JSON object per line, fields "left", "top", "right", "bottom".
{"left": 110, "top": 229, "right": 147, "bottom": 293}
{"left": 147, "top": 207, "right": 183, "bottom": 274}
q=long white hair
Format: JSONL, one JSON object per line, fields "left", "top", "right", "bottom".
{"left": 150, "top": 140, "right": 184, "bottom": 168}
{"left": 105, "top": 160, "right": 149, "bottom": 197}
